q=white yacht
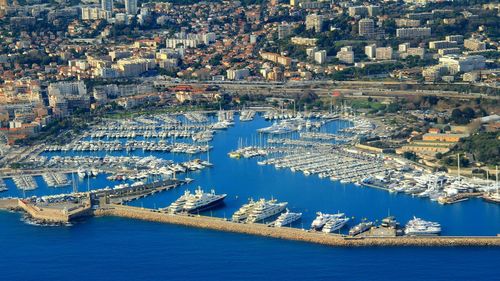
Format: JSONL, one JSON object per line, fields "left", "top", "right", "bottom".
{"left": 0, "top": 179, "right": 7, "bottom": 192}
{"left": 166, "top": 190, "right": 191, "bottom": 213}
{"left": 182, "top": 187, "right": 226, "bottom": 213}
{"left": 246, "top": 199, "right": 287, "bottom": 223}
{"left": 232, "top": 199, "right": 257, "bottom": 222}
{"left": 404, "top": 216, "right": 441, "bottom": 236}
{"left": 322, "top": 214, "right": 350, "bottom": 233}
{"left": 272, "top": 209, "right": 302, "bottom": 227}
{"left": 348, "top": 221, "right": 374, "bottom": 236}
{"left": 311, "top": 212, "right": 345, "bottom": 230}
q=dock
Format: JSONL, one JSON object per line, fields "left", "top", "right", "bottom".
{"left": 94, "top": 204, "right": 500, "bottom": 247}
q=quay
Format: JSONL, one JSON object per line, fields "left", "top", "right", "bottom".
{"left": 94, "top": 204, "right": 500, "bottom": 247}
{"left": 0, "top": 179, "right": 186, "bottom": 223}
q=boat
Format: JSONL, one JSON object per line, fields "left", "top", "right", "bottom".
{"left": 483, "top": 166, "right": 499, "bottom": 204}
{"left": 246, "top": 199, "right": 287, "bottom": 223}
{"left": 272, "top": 209, "right": 302, "bottom": 227}
{"left": 77, "top": 168, "right": 86, "bottom": 179}
{"left": 166, "top": 190, "right": 192, "bottom": 213}
{"left": 182, "top": 187, "right": 226, "bottom": 213}
{"left": 0, "top": 179, "right": 7, "bottom": 192}
{"left": 311, "top": 212, "right": 344, "bottom": 230}
{"left": 483, "top": 192, "right": 500, "bottom": 204}
{"left": 404, "top": 216, "right": 441, "bottom": 236}
{"left": 349, "top": 220, "right": 374, "bottom": 236}
{"left": 380, "top": 216, "right": 399, "bottom": 228}
{"left": 322, "top": 214, "right": 350, "bottom": 233}
{"left": 228, "top": 151, "right": 241, "bottom": 159}
{"left": 231, "top": 199, "right": 257, "bottom": 222}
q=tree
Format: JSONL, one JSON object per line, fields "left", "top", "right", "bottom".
{"left": 403, "top": 151, "right": 417, "bottom": 161}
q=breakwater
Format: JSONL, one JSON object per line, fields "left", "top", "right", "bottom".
{"left": 96, "top": 204, "right": 500, "bottom": 247}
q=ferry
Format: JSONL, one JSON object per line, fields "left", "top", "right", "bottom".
{"left": 182, "top": 187, "right": 227, "bottom": 213}
{"left": 232, "top": 199, "right": 257, "bottom": 222}
{"left": 348, "top": 220, "right": 374, "bottom": 236}
{"left": 322, "top": 214, "right": 350, "bottom": 233}
{"left": 246, "top": 199, "right": 287, "bottom": 223}
{"left": 272, "top": 209, "right": 302, "bottom": 227}
{"left": 404, "top": 217, "right": 441, "bottom": 236}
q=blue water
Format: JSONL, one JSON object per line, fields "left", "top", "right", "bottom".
{"left": 1, "top": 115, "right": 499, "bottom": 280}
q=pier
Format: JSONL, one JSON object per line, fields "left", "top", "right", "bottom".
{"left": 94, "top": 204, "right": 500, "bottom": 247}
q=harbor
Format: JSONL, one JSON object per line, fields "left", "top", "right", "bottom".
{"left": 0, "top": 112, "right": 499, "bottom": 238}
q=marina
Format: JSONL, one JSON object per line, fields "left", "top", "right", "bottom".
{"left": 0, "top": 113, "right": 499, "bottom": 238}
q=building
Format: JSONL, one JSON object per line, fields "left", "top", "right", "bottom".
{"left": 348, "top": 6, "right": 368, "bottom": 17}
{"left": 438, "top": 48, "right": 460, "bottom": 56}
{"left": 375, "top": 47, "right": 393, "bottom": 60}
{"left": 429, "top": 40, "right": 458, "bottom": 50}
{"left": 115, "top": 58, "right": 156, "bottom": 77}
{"left": 260, "top": 52, "right": 292, "bottom": 66}
{"left": 290, "top": 0, "right": 299, "bottom": 7}
{"left": 365, "top": 44, "right": 376, "bottom": 59}
{"left": 101, "top": 0, "right": 113, "bottom": 12}
{"left": 314, "top": 50, "right": 326, "bottom": 64}
{"left": 227, "top": 69, "right": 250, "bottom": 80}
{"left": 336, "top": 46, "right": 354, "bottom": 64}
{"left": 48, "top": 81, "right": 89, "bottom": 117}
{"left": 445, "top": 35, "right": 464, "bottom": 44}
{"left": 422, "top": 65, "right": 448, "bottom": 81}
{"left": 278, "top": 24, "right": 293, "bottom": 39}
{"left": 464, "top": 38, "right": 486, "bottom": 51}
{"left": 305, "top": 14, "right": 324, "bottom": 33}
{"left": 395, "top": 18, "right": 420, "bottom": 27}
{"left": 291, "top": 37, "right": 317, "bottom": 46}
{"left": 396, "top": 27, "right": 431, "bottom": 38}
{"left": 81, "top": 7, "right": 111, "bottom": 20}
{"left": 422, "top": 133, "right": 469, "bottom": 142}
{"left": 125, "top": 0, "right": 137, "bottom": 15}
{"left": 438, "top": 55, "right": 486, "bottom": 74}
{"left": 367, "top": 5, "right": 380, "bottom": 17}
{"left": 299, "top": 2, "right": 326, "bottom": 9}
{"left": 406, "top": 47, "right": 426, "bottom": 58}
{"left": 358, "top": 18, "right": 375, "bottom": 37}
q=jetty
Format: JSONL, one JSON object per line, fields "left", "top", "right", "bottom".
{"left": 94, "top": 204, "right": 500, "bottom": 247}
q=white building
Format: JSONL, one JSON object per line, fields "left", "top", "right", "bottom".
{"left": 438, "top": 55, "right": 485, "bottom": 74}
{"left": 336, "top": 46, "right": 354, "bottom": 64}
{"left": 396, "top": 27, "right": 431, "bottom": 38}
{"left": 125, "top": 0, "right": 137, "bottom": 15}
{"left": 227, "top": 69, "right": 250, "bottom": 80}
{"left": 314, "top": 50, "right": 327, "bottom": 64}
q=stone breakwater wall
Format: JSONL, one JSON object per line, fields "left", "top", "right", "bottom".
{"left": 0, "top": 199, "right": 19, "bottom": 210}
{"left": 96, "top": 205, "right": 500, "bottom": 247}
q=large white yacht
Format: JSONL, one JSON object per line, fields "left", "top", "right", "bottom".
{"left": 311, "top": 212, "right": 345, "bottom": 230}
{"left": 182, "top": 187, "right": 226, "bottom": 213}
{"left": 232, "top": 199, "right": 257, "bottom": 222}
{"left": 166, "top": 190, "right": 191, "bottom": 213}
{"left": 272, "top": 209, "right": 302, "bottom": 227}
{"left": 404, "top": 217, "right": 441, "bottom": 236}
{"left": 322, "top": 214, "right": 350, "bottom": 233}
{"left": 246, "top": 199, "right": 287, "bottom": 223}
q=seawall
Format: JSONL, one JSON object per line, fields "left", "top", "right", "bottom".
{"left": 96, "top": 204, "right": 500, "bottom": 247}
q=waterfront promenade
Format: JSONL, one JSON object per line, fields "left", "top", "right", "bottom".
{"left": 95, "top": 204, "right": 500, "bottom": 247}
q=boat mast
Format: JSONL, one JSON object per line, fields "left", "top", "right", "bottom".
{"left": 457, "top": 153, "right": 460, "bottom": 181}
{"left": 496, "top": 165, "right": 499, "bottom": 196}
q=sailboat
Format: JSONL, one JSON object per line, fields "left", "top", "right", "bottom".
{"left": 483, "top": 166, "right": 500, "bottom": 203}
{"left": 201, "top": 143, "right": 213, "bottom": 167}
